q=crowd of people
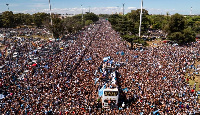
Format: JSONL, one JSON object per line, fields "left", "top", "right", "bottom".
{"left": 0, "top": 27, "right": 51, "bottom": 39}
{"left": 0, "top": 19, "right": 199, "bottom": 114}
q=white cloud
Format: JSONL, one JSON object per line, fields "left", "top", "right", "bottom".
{"left": 127, "top": 7, "right": 137, "bottom": 10}
{"left": 1, "top": 6, "right": 187, "bottom": 15}
{"left": 147, "top": 8, "right": 177, "bottom": 15}
{"left": 40, "top": 7, "right": 122, "bottom": 14}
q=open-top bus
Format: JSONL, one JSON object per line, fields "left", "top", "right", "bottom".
{"left": 102, "top": 88, "right": 119, "bottom": 108}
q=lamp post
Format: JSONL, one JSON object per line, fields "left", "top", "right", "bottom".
{"left": 117, "top": 6, "right": 119, "bottom": 14}
{"left": 81, "top": 5, "right": 83, "bottom": 25}
{"left": 139, "top": 0, "right": 143, "bottom": 37}
{"left": 6, "top": 4, "right": 9, "bottom": 11}
{"left": 49, "top": 0, "right": 52, "bottom": 25}
{"left": 88, "top": 6, "right": 91, "bottom": 13}
{"left": 123, "top": 3, "right": 125, "bottom": 15}
{"left": 49, "top": 0, "right": 54, "bottom": 38}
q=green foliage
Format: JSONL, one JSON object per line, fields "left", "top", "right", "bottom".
{"left": 71, "top": 12, "right": 98, "bottom": 27}
{"left": 122, "top": 34, "right": 136, "bottom": 43}
{"left": 14, "top": 13, "right": 24, "bottom": 26}
{"left": 121, "top": 34, "right": 148, "bottom": 48}
{"left": 2, "top": 11, "right": 15, "bottom": 28}
{"left": 126, "top": 9, "right": 150, "bottom": 33}
{"left": 64, "top": 13, "right": 99, "bottom": 34}
{"left": 133, "top": 39, "right": 148, "bottom": 46}
{"left": 0, "top": 11, "right": 99, "bottom": 39}
{"left": 1, "top": 12, "right": 33, "bottom": 27}
{"left": 108, "top": 14, "right": 135, "bottom": 35}
{"left": 186, "top": 16, "right": 200, "bottom": 34}
{"left": 33, "top": 12, "right": 49, "bottom": 27}
{"left": 168, "top": 32, "right": 184, "bottom": 44}
{"left": 168, "top": 13, "right": 186, "bottom": 34}
{"left": 167, "top": 14, "right": 196, "bottom": 45}
{"left": 0, "top": 15, "right": 3, "bottom": 28}
{"left": 108, "top": 14, "right": 121, "bottom": 26}
{"left": 49, "top": 17, "right": 66, "bottom": 38}
{"left": 64, "top": 17, "right": 81, "bottom": 33}
{"left": 108, "top": 9, "right": 149, "bottom": 47}
{"left": 99, "top": 14, "right": 110, "bottom": 18}
{"left": 148, "top": 15, "right": 168, "bottom": 30}
{"left": 168, "top": 27, "right": 196, "bottom": 45}
{"left": 73, "top": 14, "right": 82, "bottom": 22}
{"left": 84, "top": 12, "right": 99, "bottom": 22}
{"left": 24, "top": 14, "right": 33, "bottom": 25}
{"left": 183, "top": 27, "right": 196, "bottom": 43}
{"left": 85, "top": 20, "right": 93, "bottom": 26}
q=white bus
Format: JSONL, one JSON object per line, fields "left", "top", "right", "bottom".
{"left": 102, "top": 88, "right": 119, "bottom": 108}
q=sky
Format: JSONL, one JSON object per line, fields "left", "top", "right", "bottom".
{"left": 0, "top": 0, "right": 199, "bottom": 15}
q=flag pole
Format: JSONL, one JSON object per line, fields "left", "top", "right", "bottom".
{"left": 49, "top": 0, "right": 54, "bottom": 38}
{"left": 139, "top": 0, "right": 143, "bottom": 37}
{"left": 49, "top": 0, "right": 52, "bottom": 25}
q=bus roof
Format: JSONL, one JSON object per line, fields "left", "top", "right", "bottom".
{"left": 103, "top": 88, "right": 118, "bottom": 91}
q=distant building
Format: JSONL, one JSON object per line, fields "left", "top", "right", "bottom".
{"left": 57, "top": 13, "right": 75, "bottom": 19}
{"left": 184, "top": 14, "right": 200, "bottom": 17}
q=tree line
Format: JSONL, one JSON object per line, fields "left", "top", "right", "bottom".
{"left": 108, "top": 9, "right": 199, "bottom": 45}
{"left": 0, "top": 11, "right": 99, "bottom": 38}
{"left": 0, "top": 10, "right": 199, "bottom": 45}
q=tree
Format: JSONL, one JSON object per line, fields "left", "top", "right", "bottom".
{"left": 14, "top": 13, "right": 26, "bottom": 27}
{"left": 108, "top": 10, "right": 149, "bottom": 46}
{"left": 108, "top": 14, "right": 121, "bottom": 26}
{"left": 33, "top": 12, "right": 49, "bottom": 27}
{"left": 22, "top": 13, "right": 33, "bottom": 26}
{"left": 2, "top": 11, "right": 14, "bottom": 28}
{"left": 64, "top": 17, "right": 83, "bottom": 33}
{"left": 186, "top": 16, "right": 200, "bottom": 34}
{"left": 49, "top": 17, "right": 66, "bottom": 38}
{"left": 0, "top": 15, "right": 3, "bottom": 28}
{"left": 182, "top": 27, "right": 196, "bottom": 43}
{"left": 126, "top": 9, "right": 150, "bottom": 34}
{"left": 167, "top": 13, "right": 186, "bottom": 34}
{"left": 122, "top": 34, "right": 136, "bottom": 49}
{"left": 84, "top": 12, "right": 99, "bottom": 22}
{"left": 85, "top": 20, "right": 93, "bottom": 26}
{"left": 168, "top": 32, "right": 184, "bottom": 44}
{"left": 148, "top": 15, "right": 168, "bottom": 30}
{"left": 99, "top": 14, "right": 110, "bottom": 18}
{"left": 167, "top": 13, "right": 195, "bottom": 45}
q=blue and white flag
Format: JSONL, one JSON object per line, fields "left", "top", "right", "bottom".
{"left": 94, "top": 78, "right": 99, "bottom": 84}
{"left": 122, "top": 88, "right": 129, "bottom": 92}
{"left": 153, "top": 109, "right": 160, "bottom": 115}
{"left": 103, "top": 56, "right": 110, "bottom": 62}
{"left": 98, "top": 84, "right": 106, "bottom": 97}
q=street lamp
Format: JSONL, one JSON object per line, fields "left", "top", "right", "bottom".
{"left": 88, "top": 6, "right": 91, "bottom": 13}
{"left": 49, "top": 0, "right": 52, "bottom": 25}
{"left": 117, "top": 6, "right": 119, "bottom": 14}
{"left": 81, "top": 5, "right": 83, "bottom": 24}
{"left": 6, "top": 4, "right": 9, "bottom": 11}
{"left": 139, "top": 0, "right": 143, "bottom": 37}
{"left": 123, "top": 3, "right": 125, "bottom": 15}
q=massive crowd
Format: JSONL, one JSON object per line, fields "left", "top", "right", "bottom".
{"left": 0, "top": 27, "right": 50, "bottom": 38}
{"left": 0, "top": 19, "right": 199, "bottom": 114}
